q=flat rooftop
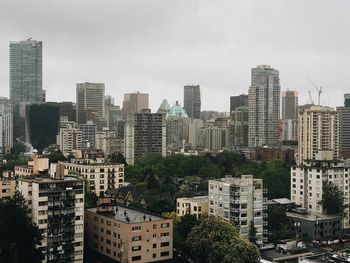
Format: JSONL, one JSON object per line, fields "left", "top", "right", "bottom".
{"left": 177, "top": 196, "right": 208, "bottom": 203}
{"left": 20, "top": 175, "right": 83, "bottom": 183}
{"left": 87, "top": 206, "right": 165, "bottom": 224}
{"left": 287, "top": 212, "right": 340, "bottom": 221}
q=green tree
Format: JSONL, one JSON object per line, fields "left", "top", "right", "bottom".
{"left": 174, "top": 214, "right": 200, "bottom": 255}
{"left": 267, "top": 207, "right": 294, "bottom": 244}
{"left": 320, "top": 181, "right": 346, "bottom": 215}
{"left": 107, "top": 152, "right": 127, "bottom": 165}
{"left": 187, "top": 216, "right": 260, "bottom": 263}
{"left": 0, "top": 192, "right": 44, "bottom": 262}
{"left": 46, "top": 150, "right": 66, "bottom": 164}
{"left": 84, "top": 179, "right": 97, "bottom": 208}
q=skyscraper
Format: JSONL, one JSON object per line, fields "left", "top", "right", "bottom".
{"left": 248, "top": 65, "right": 280, "bottom": 147}
{"left": 9, "top": 39, "right": 43, "bottom": 140}
{"left": 184, "top": 85, "right": 201, "bottom": 119}
{"left": 76, "top": 82, "right": 105, "bottom": 127}
{"left": 230, "top": 94, "right": 248, "bottom": 113}
{"left": 0, "top": 97, "right": 13, "bottom": 150}
{"left": 337, "top": 94, "right": 350, "bottom": 158}
{"left": 282, "top": 90, "right": 298, "bottom": 120}
{"left": 122, "top": 92, "right": 149, "bottom": 117}
{"left": 125, "top": 109, "right": 166, "bottom": 165}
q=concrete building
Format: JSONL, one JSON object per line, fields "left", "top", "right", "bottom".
{"left": 125, "top": 110, "right": 166, "bottom": 165}
{"left": 0, "top": 97, "right": 13, "bottom": 150}
{"left": 188, "top": 119, "right": 203, "bottom": 149}
{"left": 230, "top": 106, "right": 249, "bottom": 148}
{"left": 282, "top": 90, "right": 298, "bottom": 120}
{"left": 0, "top": 171, "right": 16, "bottom": 199}
{"left": 176, "top": 196, "right": 208, "bottom": 219}
{"left": 14, "top": 156, "right": 49, "bottom": 177}
{"left": 166, "top": 101, "right": 188, "bottom": 152}
{"left": 209, "top": 175, "right": 267, "bottom": 247}
{"left": 184, "top": 85, "right": 201, "bottom": 119}
{"left": 77, "top": 121, "right": 97, "bottom": 149}
{"left": 76, "top": 82, "right": 105, "bottom": 128}
{"left": 85, "top": 201, "right": 173, "bottom": 263}
{"left": 17, "top": 166, "right": 84, "bottom": 263}
{"left": 122, "top": 92, "right": 149, "bottom": 117}
{"left": 230, "top": 94, "right": 248, "bottom": 113}
{"left": 291, "top": 153, "right": 350, "bottom": 228}
{"left": 58, "top": 101, "right": 76, "bottom": 122}
{"left": 297, "top": 105, "right": 339, "bottom": 165}
{"left": 248, "top": 65, "right": 280, "bottom": 147}
{"left": 281, "top": 119, "right": 298, "bottom": 142}
{"left": 58, "top": 126, "right": 83, "bottom": 155}
{"left": 60, "top": 158, "right": 124, "bottom": 196}
{"left": 204, "top": 125, "right": 230, "bottom": 151}
{"left": 157, "top": 99, "right": 171, "bottom": 115}
{"left": 9, "top": 39, "right": 43, "bottom": 141}
{"left": 96, "top": 130, "right": 124, "bottom": 156}
{"left": 337, "top": 94, "right": 350, "bottom": 159}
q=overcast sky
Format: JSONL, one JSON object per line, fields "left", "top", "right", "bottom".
{"left": 0, "top": 0, "right": 349, "bottom": 111}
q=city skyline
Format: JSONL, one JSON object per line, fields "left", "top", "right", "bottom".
{"left": 0, "top": 1, "right": 350, "bottom": 111}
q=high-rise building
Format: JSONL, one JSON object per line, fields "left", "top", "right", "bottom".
{"left": 77, "top": 121, "right": 97, "bottom": 149}
{"left": 166, "top": 101, "right": 188, "bottom": 151}
{"left": 337, "top": 94, "right": 350, "bottom": 158}
{"left": 184, "top": 85, "right": 201, "bottom": 119}
{"left": 188, "top": 119, "right": 203, "bottom": 149}
{"left": 9, "top": 39, "right": 43, "bottom": 140}
{"left": 58, "top": 101, "right": 76, "bottom": 122}
{"left": 282, "top": 90, "right": 298, "bottom": 120}
{"left": 297, "top": 105, "right": 339, "bottom": 165}
{"left": 157, "top": 99, "right": 171, "bottom": 115}
{"left": 230, "top": 106, "right": 249, "bottom": 148}
{"left": 76, "top": 82, "right": 105, "bottom": 126}
{"left": 17, "top": 165, "right": 84, "bottom": 262}
{"left": 209, "top": 175, "right": 267, "bottom": 247}
{"left": 25, "top": 103, "right": 59, "bottom": 152}
{"left": 122, "top": 92, "right": 149, "bottom": 117}
{"left": 0, "top": 97, "right": 13, "bottom": 150}
{"left": 125, "top": 110, "right": 166, "bottom": 165}
{"left": 58, "top": 126, "right": 83, "bottom": 155}
{"left": 204, "top": 125, "right": 230, "bottom": 151}
{"left": 230, "top": 94, "right": 248, "bottom": 113}
{"left": 248, "top": 65, "right": 280, "bottom": 147}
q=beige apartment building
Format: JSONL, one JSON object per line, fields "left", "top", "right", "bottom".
{"left": 85, "top": 204, "right": 173, "bottom": 263}
{"left": 298, "top": 105, "right": 339, "bottom": 165}
{"left": 17, "top": 164, "right": 84, "bottom": 263}
{"left": 14, "top": 156, "right": 49, "bottom": 177}
{"left": 176, "top": 196, "right": 208, "bottom": 219}
{"left": 0, "top": 170, "right": 16, "bottom": 199}
{"left": 60, "top": 158, "right": 124, "bottom": 196}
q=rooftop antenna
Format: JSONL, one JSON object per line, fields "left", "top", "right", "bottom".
{"left": 307, "top": 76, "right": 322, "bottom": 106}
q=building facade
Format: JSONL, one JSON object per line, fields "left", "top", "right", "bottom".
{"left": 209, "top": 175, "right": 267, "bottom": 247}
{"left": 230, "top": 94, "right": 248, "bottom": 113}
{"left": 230, "top": 106, "right": 249, "bottom": 148}
{"left": 248, "top": 65, "right": 280, "bottom": 147}
{"left": 125, "top": 110, "right": 166, "bottom": 165}
{"left": 58, "top": 126, "right": 83, "bottom": 155}
{"left": 166, "top": 101, "right": 188, "bottom": 152}
{"left": 0, "top": 97, "right": 13, "bottom": 150}
{"left": 122, "top": 92, "right": 149, "bottom": 117}
{"left": 337, "top": 94, "right": 350, "bottom": 158}
{"left": 77, "top": 121, "right": 97, "bottom": 149}
{"left": 184, "top": 85, "right": 201, "bottom": 119}
{"left": 176, "top": 196, "right": 208, "bottom": 219}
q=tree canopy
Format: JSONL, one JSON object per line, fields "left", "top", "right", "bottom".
{"left": 321, "top": 181, "right": 346, "bottom": 215}
{"left": 187, "top": 216, "right": 260, "bottom": 263}
{"left": 0, "top": 192, "right": 43, "bottom": 263}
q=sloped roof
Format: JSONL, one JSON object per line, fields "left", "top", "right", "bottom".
{"left": 167, "top": 101, "right": 188, "bottom": 118}
{"left": 157, "top": 99, "right": 171, "bottom": 113}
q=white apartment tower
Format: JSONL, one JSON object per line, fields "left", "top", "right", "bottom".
{"left": 248, "top": 65, "right": 280, "bottom": 147}
{"left": 297, "top": 105, "right": 339, "bottom": 165}
{"left": 209, "top": 175, "right": 267, "bottom": 247}
{"left": 58, "top": 126, "right": 83, "bottom": 154}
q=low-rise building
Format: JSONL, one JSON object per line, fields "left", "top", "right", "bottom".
{"left": 0, "top": 170, "right": 16, "bottom": 199}
{"left": 176, "top": 196, "right": 208, "bottom": 219}
{"left": 60, "top": 158, "right": 124, "bottom": 196}
{"left": 14, "top": 156, "right": 49, "bottom": 177}
{"left": 85, "top": 203, "right": 173, "bottom": 263}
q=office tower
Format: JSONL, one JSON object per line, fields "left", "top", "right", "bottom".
{"left": 60, "top": 158, "right": 124, "bottom": 197}
{"left": 58, "top": 101, "right": 76, "bottom": 122}
{"left": 209, "top": 175, "right": 266, "bottom": 247}
{"left": 85, "top": 198, "right": 173, "bottom": 262}
{"left": 298, "top": 105, "right": 339, "bottom": 165}
{"left": 282, "top": 90, "right": 298, "bottom": 120}
{"left": 230, "top": 106, "right": 249, "bottom": 148}
{"left": 291, "top": 155, "right": 350, "bottom": 228}
{"left": 125, "top": 110, "right": 166, "bottom": 165}
{"left": 157, "top": 99, "right": 171, "bottom": 115}
{"left": 337, "top": 94, "right": 350, "bottom": 158}
{"left": 58, "top": 126, "right": 82, "bottom": 154}
{"left": 204, "top": 124, "right": 230, "bottom": 151}
{"left": 77, "top": 121, "right": 97, "bottom": 149}
{"left": 176, "top": 196, "right": 209, "bottom": 219}
{"left": 166, "top": 101, "right": 188, "bottom": 151}
{"left": 184, "top": 85, "right": 201, "bottom": 119}
{"left": 25, "top": 103, "right": 59, "bottom": 153}
{"left": 230, "top": 94, "right": 248, "bottom": 113}
{"left": 104, "top": 96, "right": 122, "bottom": 131}
{"left": 18, "top": 166, "right": 84, "bottom": 263}
{"left": 122, "top": 92, "right": 149, "bottom": 116}
{"left": 188, "top": 119, "right": 203, "bottom": 149}
{"left": 76, "top": 82, "right": 105, "bottom": 127}
{"left": 248, "top": 65, "right": 280, "bottom": 147}
{"left": 0, "top": 97, "right": 13, "bottom": 150}
{"left": 9, "top": 39, "right": 43, "bottom": 140}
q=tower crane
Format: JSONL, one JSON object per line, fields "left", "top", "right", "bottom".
{"left": 308, "top": 90, "right": 314, "bottom": 105}
{"left": 307, "top": 76, "right": 322, "bottom": 106}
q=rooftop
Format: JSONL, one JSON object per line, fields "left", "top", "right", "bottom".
{"left": 286, "top": 212, "right": 340, "bottom": 221}
{"left": 20, "top": 175, "right": 83, "bottom": 183}
{"left": 177, "top": 196, "right": 208, "bottom": 203}
{"left": 87, "top": 206, "right": 165, "bottom": 224}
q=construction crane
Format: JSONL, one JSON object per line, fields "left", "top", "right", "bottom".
{"left": 308, "top": 90, "right": 314, "bottom": 105}
{"left": 307, "top": 76, "right": 322, "bottom": 106}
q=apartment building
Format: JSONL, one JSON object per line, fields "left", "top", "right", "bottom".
{"left": 58, "top": 126, "right": 83, "bottom": 155}
{"left": 297, "top": 105, "right": 339, "bottom": 165}
{"left": 17, "top": 164, "right": 84, "bottom": 263}
{"left": 176, "top": 196, "right": 208, "bottom": 219}
{"left": 209, "top": 175, "right": 267, "bottom": 247}
{"left": 14, "top": 156, "right": 49, "bottom": 177}
{"left": 0, "top": 170, "right": 16, "bottom": 199}
{"left": 60, "top": 158, "right": 124, "bottom": 196}
{"left": 291, "top": 151, "right": 350, "bottom": 228}
{"left": 85, "top": 202, "right": 173, "bottom": 263}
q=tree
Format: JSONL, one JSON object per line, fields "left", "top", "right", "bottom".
{"left": 266, "top": 207, "right": 294, "bottom": 244}
{"left": 187, "top": 216, "right": 260, "bottom": 263}
{"left": 174, "top": 214, "right": 199, "bottom": 256}
{"left": 320, "top": 181, "right": 346, "bottom": 215}
{"left": 84, "top": 179, "right": 97, "bottom": 208}
{"left": 107, "top": 152, "right": 127, "bottom": 165}
{"left": 0, "top": 192, "right": 44, "bottom": 262}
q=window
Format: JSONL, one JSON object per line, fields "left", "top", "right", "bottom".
{"left": 161, "top": 242, "right": 170, "bottom": 247}
{"left": 161, "top": 232, "right": 169, "bottom": 237}
{"left": 132, "top": 255, "right": 141, "bottom": 261}
{"left": 153, "top": 234, "right": 157, "bottom": 238}
{"left": 132, "top": 246, "right": 141, "bottom": 251}
{"left": 132, "top": 236, "right": 141, "bottom": 242}
{"left": 161, "top": 251, "right": 170, "bottom": 257}
{"left": 153, "top": 224, "right": 157, "bottom": 229}
{"left": 132, "top": 226, "right": 141, "bottom": 231}
{"left": 153, "top": 253, "right": 157, "bottom": 258}
{"left": 153, "top": 244, "right": 157, "bottom": 249}
{"left": 161, "top": 223, "right": 169, "bottom": 228}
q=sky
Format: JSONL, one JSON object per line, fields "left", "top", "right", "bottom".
{"left": 0, "top": 0, "right": 349, "bottom": 112}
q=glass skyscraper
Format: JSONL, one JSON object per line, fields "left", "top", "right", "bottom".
{"left": 9, "top": 39, "right": 43, "bottom": 141}
{"left": 184, "top": 85, "right": 201, "bottom": 119}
